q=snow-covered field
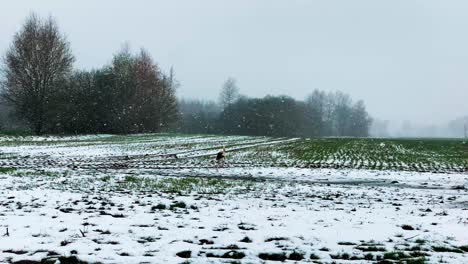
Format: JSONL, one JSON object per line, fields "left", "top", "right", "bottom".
{"left": 0, "top": 134, "right": 467, "bottom": 263}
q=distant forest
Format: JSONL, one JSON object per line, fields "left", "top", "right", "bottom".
{"left": 0, "top": 14, "right": 372, "bottom": 137}
{"left": 178, "top": 81, "right": 372, "bottom": 137}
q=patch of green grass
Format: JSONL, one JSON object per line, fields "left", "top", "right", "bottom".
{"left": 151, "top": 203, "right": 166, "bottom": 210}
{"left": 460, "top": 245, "right": 468, "bottom": 252}
{"left": 124, "top": 175, "right": 139, "bottom": 183}
{"left": 330, "top": 252, "right": 351, "bottom": 260}
{"left": 356, "top": 245, "right": 386, "bottom": 252}
{"left": 405, "top": 257, "right": 427, "bottom": 264}
{"left": 0, "top": 153, "right": 18, "bottom": 160}
{"left": 101, "top": 175, "right": 111, "bottom": 182}
{"left": 381, "top": 251, "right": 426, "bottom": 263}
{"left": 408, "top": 245, "right": 422, "bottom": 251}
{"left": 258, "top": 252, "right": 287, "bottom": 261}
{"left": 0, "top": 167, "right": 17, "bottom": 174}
{"left": 117, "top": 176, "right": 255, "bottom": 194}
{"left": 309, "top": 253, "right": 320, "bottom": 260}
{"left": 383, "top": 251, "right": 410, "bottom": 260}
{"left": 288, "top": 251, "right": 304, "bottom": 261}
{"left": 409, "top": 251, "right": 430, "bottom": 258}
{"left": 415, "top": 239, "right": 427, "bottom": 244}
{"left": 13, "top": 170, "right": 64, "bottom": 178}
{"left": 364, "top": 253, "right": 374, "bottom": 260}
{"left": 170, "top": 201, "right": 186, "bottom": 209}
{"left": 432, "top": 246, "right": 464, "bottom": 253}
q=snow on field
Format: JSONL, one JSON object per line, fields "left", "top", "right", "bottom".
{"left": 0, "top": 134, "right": 467, "bottom": 263}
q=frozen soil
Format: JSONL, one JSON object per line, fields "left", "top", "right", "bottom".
{"left": 0, "top": 134, "right": 467, "bottom": 263}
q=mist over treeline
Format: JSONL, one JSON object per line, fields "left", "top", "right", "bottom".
{"left": 371, "top": 117, "right": 468, "bottom": 139}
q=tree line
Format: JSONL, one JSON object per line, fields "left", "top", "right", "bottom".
{"left": 0, "top": 14, "right": 177, "bottom": 135}
{"left": 177, "top": 78, "right": 372, "bottom": 137}
{"left": 1, "top": 14, "right": 372, "bottom": 137}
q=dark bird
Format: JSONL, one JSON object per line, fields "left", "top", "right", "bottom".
{"left": 216, "top": 146, "right": 226, "bottom": 165}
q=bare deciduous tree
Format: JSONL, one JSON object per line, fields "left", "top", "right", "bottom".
{"left": 1, "top": 13, "right": 74, "bottom": 134}
{"left": 219, "top": 77, "right": 239, "bottom": 110}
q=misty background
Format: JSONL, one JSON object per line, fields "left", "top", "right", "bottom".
{"left": 1, "top": 0, "right": 467, "bottom": 137}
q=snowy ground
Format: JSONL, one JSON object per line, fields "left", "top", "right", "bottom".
{"left": 0, "top": 134, "right": 467, "bottom": 263}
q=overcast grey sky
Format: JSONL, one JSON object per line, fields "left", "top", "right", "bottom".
{"left": 1, "top": 0, "right": 467, "bottom": 125}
